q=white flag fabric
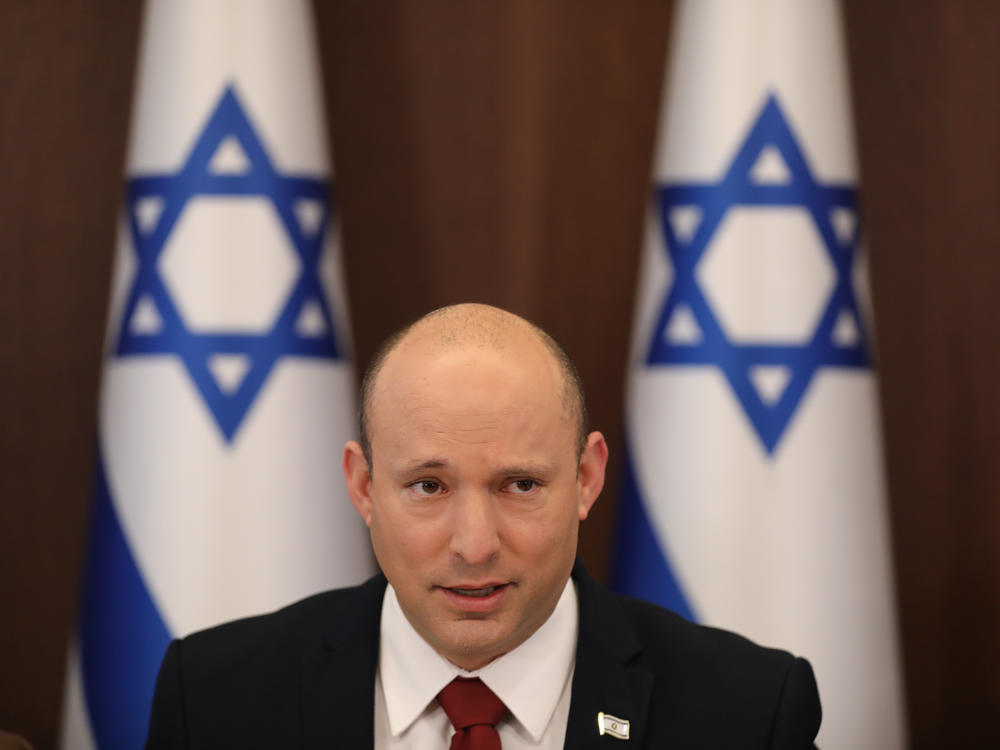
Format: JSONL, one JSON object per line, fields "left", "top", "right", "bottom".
{"left": 613, "top": 1, "right": 906, "bottom": 747}
{"left": 59, "top": 2, "right": 373, "bottom": 747}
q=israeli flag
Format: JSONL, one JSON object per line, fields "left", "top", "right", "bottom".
{"left": 613, "top": 1, "right": 906, "bottom": 747}
{"left": 58, "top": 2, "right": 373, "bottom": 748}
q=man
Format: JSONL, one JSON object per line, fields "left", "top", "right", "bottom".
{"left": 146, "top": 303, "right": 821, "bottom": 749}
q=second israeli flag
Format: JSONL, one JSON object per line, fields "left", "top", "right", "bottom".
{"left": 614, "top": 2, "right": 907, "bottom": 747}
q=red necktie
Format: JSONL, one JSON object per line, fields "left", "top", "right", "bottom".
{"left": 437, "top": 677, "right": 509, "bottom": 750}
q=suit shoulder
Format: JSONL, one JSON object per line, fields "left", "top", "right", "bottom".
{"left": 609, "top": 593, "right": 821, "bottom": 744}
{"left": 180, "top": 576, "right": 382, "bottom": 669}
{"left": 147, "top": 577, "right": 385, "bottom": 745}
{"left": 611, "top": 592, "right": 815, "bottom": 702}
{"left": 617, "top": 593, "right": 797, "bottom": 664}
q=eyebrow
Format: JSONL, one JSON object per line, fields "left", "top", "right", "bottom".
{"left": 494, "top": 463, "right": 554, "bottom": 477}
{"left": 394, "top": 459, "right": 556, "bottom": 477}
{"left": 397, "top": 458, "right": 449, "bottom": 474}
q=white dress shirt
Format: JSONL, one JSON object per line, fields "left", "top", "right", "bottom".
{"left": 374, "top": 579, "right": 578, "bottom": 749}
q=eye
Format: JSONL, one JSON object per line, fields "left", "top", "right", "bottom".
{"left": 410, "top": 480, "right": 442, "bottom": 497}
{"left": 506, "top": 479, "right": 539, "bottom": 494}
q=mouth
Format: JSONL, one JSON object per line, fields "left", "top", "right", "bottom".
{"left": 449, "top": 585, "right": 503, "bottom": 597}
{"left": 439, "top": 582, "right": 511, "bottom": 613}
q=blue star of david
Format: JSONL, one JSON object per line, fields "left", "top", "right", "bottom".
{"left": 647, "top": 94, "right": 870, "bottom": 454}
{"left": 115, "top": 85, "right": 341, "bottom": 443}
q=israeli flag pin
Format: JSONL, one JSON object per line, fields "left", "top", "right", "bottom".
{"left": 597, "top": 711, "right": 630, "bottom": 740}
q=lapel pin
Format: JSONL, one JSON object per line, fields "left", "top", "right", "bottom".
{"left": 597, "top": 711, "right": 630, "bottom": 740}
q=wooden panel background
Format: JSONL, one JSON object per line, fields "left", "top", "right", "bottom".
{"left": 0, "top": 2, "right": 996, "bottom": 747}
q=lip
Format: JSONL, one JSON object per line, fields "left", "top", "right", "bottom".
{"left": 439, "top": 582, "right": 510, "bottom": 614}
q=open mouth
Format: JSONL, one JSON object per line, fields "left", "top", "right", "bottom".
{"left": 441, "top": 583, "right": 510, "bottom": 611}
{"left": 449, "top": 585, "right": 502, "bottom": 598}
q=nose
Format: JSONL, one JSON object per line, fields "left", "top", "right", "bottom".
{"left": 448, "top": 491, "right": 500, "bottom": 566}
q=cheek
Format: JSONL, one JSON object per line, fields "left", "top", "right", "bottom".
{"left": 506, "top": 501, "right": 579, "bottom": 559}
{"left": 370, "top": 503, "right": 443, "bottom": 572}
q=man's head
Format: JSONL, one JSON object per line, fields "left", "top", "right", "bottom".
{"left": 357, "top": 305, "right": 590, "bottom": 470}
{"left": 343, "top": 303, "right": 607, "bottom": 670}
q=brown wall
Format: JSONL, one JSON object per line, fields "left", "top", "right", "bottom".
{"left": 0, "top": 2, "right": 996, "bottom": 748}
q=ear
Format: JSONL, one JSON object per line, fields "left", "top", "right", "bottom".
{"left": 576, "top": 431, "right": 608, "bottom": 520}
{"left": 342, "top": 440, "right": 374, "bottom": 526}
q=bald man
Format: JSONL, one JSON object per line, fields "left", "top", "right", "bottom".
{"left": 146, "top": 304, "right": 821, "bottom": 749}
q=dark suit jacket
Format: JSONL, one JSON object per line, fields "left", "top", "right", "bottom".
{"left": 145, "top": 564, "right": 821, "bottom": 749}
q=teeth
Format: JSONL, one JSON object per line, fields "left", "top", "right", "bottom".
{"left": 452, "top": 586, "right": 498, "bottom": 597}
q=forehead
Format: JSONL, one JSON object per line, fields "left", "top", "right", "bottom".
{"left": 369, "top": 338, "right": 575, "bottom": 461}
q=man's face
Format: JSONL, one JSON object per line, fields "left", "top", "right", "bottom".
{"left": 344, "top": 338, "right": 606, "bottom": 670}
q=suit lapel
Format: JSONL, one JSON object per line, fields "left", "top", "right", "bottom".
{"left": 301, "top": 574, "right": 387, "bottom": 750}
{"left": 565, "top": 564, "right": 654, "bottom": 749}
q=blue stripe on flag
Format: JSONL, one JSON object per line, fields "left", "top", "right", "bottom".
{"left": 79, "top": 456, "right": 172, "bottom": 750}
{"left": 611, "top": 440, "right": 697, "bottom": 621}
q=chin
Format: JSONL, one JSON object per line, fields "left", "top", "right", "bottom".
{"left": 439, "top": 621, "right": 515, "bottom": 668}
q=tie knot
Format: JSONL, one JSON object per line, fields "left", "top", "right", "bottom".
{"left": 437, "top": 677, "right": 508, "bottom": 730}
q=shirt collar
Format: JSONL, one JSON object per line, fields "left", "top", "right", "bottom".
{"left": 379, "top": 578, "right": 578, "bottom": 742}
